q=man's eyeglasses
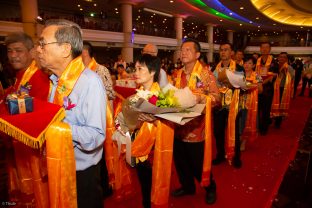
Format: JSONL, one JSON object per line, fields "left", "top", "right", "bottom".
{"left": 37, "top": 40, "right": 63, "bottom": 49}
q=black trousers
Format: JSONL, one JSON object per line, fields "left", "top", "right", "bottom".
{"left": 258, "top": 91, "right": 273, "bottom": 134}
{"left": 213, "top": 108, "right": 242, "bottom": 160}
{"left": 136, "top": 160, "right": 152, "bottom": 208}
{"left": 300, "top": 77, "right": 312, "bottom": 96}
{"left": 173, "top": 139, "right": 215, "bottom": 193}
{"left": 76, "top": 163, "right": 103, "bottom": 208}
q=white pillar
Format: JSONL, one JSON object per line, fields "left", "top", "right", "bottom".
{"left": 227, "top": 30, "right": 234, "bottom": 44}
{"left": 174, "top": 15, "right": 183, "bottom": 63}
{"left": 207, "top": 24, "right": 214, "bottom": 63}
{"left": 120, "top": 3, "right": 133, "bottom": 63}
{"left": 20, "top": 0, "right": 38, "bottom": 40}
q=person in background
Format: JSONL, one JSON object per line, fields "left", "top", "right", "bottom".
{"left": 5, "top": 32, "right": 50, "bottom": 100}
{"left": 256, "top": 42, "right": 278, "bottom": 135}
{"left": 171, "top": 38, "right": 219, "bottom": 205}
{"left": 299, "top": 55, "right": 312, "bottom": 97}
{"left": 271, "top": 52, "right": 295, "bottom": 128}
{"left": 3, "top": 32, "right": 50, "bottom": 207}
{"left": 37, "top": 19, "right": 107, "bottom": 208}
{"left": 212, "top": 42, "right": 245, "bottom": 168}
{"left": 199, "top": 53, "right": 209, "bottom": 69}
{"left": 240, "top": 57, "right": 263, "bottom": 151}
{"left": 116, "top": 64, "right": 129, "bottom": 80}
{"left": 290, "top": 58, "right": 303, "bottom": 97}
{"left": 82, "top": 41, "right": 115, "bottom": 103}
{"left": 252, "top": 52, "right": 260, "bottom": 60}
{"left": 114, "top": 54, "right": 126, "bottom": 69}
{"left": 234, "top": 49, "right": 244, "bottom": 66}
{"left": 142, "top": 43, "right": 168, "bottom": 87}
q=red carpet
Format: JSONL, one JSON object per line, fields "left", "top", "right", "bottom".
{"left": 104, "top": 95, "right": 312, "bottom": 208}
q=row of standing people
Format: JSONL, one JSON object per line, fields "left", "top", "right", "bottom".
{"left": 0, "top": 19, "right": 297, "bottom": 208}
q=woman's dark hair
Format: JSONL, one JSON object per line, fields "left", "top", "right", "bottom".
{"left": 136, "top": 54, "right": 160, "bottom": 82}
{"left": 244, "top": 56, "right": 257, "bottom": 65}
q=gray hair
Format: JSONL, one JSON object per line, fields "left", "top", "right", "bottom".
{"left": 44, "top": 19, "right": 83, "bottom": 58}
{"left": 5, "top": 32, "right": 34, "bottom": 50}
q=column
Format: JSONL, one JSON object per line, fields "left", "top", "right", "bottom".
{"left": 174, "top": 15, "right": 183, "bottom": 63}
{"left": 120, "top": 2, "right": 133, "bottom": 63}
{"left": 20, "top": 0, "right": 38, "bottom": 40}
{"left": 227, "top": 30, "right": 234, "bottom": 44}
{"left": 207, "top": 24, "right": 214, "bottom": 63}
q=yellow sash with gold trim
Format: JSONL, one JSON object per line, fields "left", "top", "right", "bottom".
{"left": 271, "top": 63, "right": 292, "bottom": 117}
{"left": 17, "top": 60, "right": 38, "bottom": 89}
{"left": 244, "top": 72, "right": 258, "bottom": 141}
{"left": 53, "top": 56, "right": 85, "bottom": 106}
{"left": 215, "top": 60, "right": 240, "bottom": 163}
{"left": 131, "top": 82, "right": 174, "bottom": 206}
{"left": 46, "top": 56, "right": 85, "bottom": 208}
{"left": 256, "top": 55, "right": 273, "bottom": 75}
{"left": 174, "top": 61, "right": 212, "bottom": 186}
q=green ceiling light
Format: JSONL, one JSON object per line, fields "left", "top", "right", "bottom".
{"left": 251, "top": 0, "right": 312, "bottom": 26}
{"left": 187, "top": 0, "right": 244, "bottom": 23}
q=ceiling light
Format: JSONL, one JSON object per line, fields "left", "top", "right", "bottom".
{"left": 80, "top": 8, "right": 83, "bottom": 11}
{"left": 170, "top": 0, "right": 174, "bottom": 3}
{"left": 93, "top": 3, "right": 97, "bottom": 6}
{"left": 219, "top": 19, "right": 223, "bottom": 22}
{"left": 90, "top": 13, "right": 95, "bottom": 17}
{"left": 273, "top": 23, "right": 276, "bottom": 25}
{"left": 229, "top": 13, "right": 233, "bottom": 15}
{"left": 260, "top": 4, "right": 272, "bottom": 11}
{"left": 78, "top": 4, "right": 80, "bottom": 7}
{"left": 115, "top": 8, "right": 118, "bottom": 11}
{"left": 143, "top": 8, "right": 173, "bottom": 17}
{"left": 240, "top": 24, "right": 242, "bottom": 26}
{"left": 256, "top": 17, "right": 259, "bottom": 20}
{"left": 240, "top": 7, "right": 244, "bottom": 10}
{"left": 249, "top": 21, "right": 253, "bottom": 24}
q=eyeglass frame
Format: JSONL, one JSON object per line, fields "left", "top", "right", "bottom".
{"left": 37, "top": 40, "right": 67, "bottom": 49}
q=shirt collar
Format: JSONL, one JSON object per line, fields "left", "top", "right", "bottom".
{"left": 50, "top": 74, "right": 59, "bottom": 85}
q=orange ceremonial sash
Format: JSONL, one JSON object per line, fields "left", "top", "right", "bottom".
{"left": 130, "top": 82, "right": 174, "bottom": 206}
{"left": 216, "top": 60, "right": 240, "bottom": 164}
{"left": 87, "top": 57, "right": 98, "bottom": 71}
{"left": 45, "top": 122, "right": 77, "bottom": 208}
{"left": 271, "top": 63, "right": 292, "bottom": 117}
{"left": 215, "top": 59, "right": 236, "bottom": 73}
{"left": 174, "top": 61, "right": 212, "bottom": 186}
{"left": 16, "top": 60, "right": 38, "bottom": 89}
{"left": 46, "top": 56, "right": 86, "bottom": 208}
{"left": 106, "top": 99, "right": 133, "bottom": 200}
{"left": 244, "top": 72, "right": 258, "bottom": 141}
{"left": 256, "top": 55, "right": 273, "bottom": 75}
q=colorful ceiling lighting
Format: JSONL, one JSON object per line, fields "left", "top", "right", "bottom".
{"left": 186, "top": 0, "right": 257, "bottom": 26}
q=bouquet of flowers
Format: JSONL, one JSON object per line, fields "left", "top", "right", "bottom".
{"left": 121, "top": 84, "right": 202, "bottom": 127}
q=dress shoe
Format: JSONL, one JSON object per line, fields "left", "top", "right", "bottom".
{"left": 171, "top": 187, "right": 195, "bottom": 197}
{"left": 212, "top": 156, "right": 226, "bottom": 165}
{"left": 205, "top": 181, "right": 217, "bottom": 204}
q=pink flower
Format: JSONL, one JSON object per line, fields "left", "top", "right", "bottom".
{"left": 148, "top": 95, "right": 158, "bottom": 105}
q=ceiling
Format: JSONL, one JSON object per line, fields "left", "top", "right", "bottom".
{"left": 2, "top": 0, "right": 312, "bottom": 32}
{"left": 0, "top": 0, "right": 312, "bottom": 32}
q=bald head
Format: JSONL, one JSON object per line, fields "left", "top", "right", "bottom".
{"left": 142, "top": 44, "right": 158, "bottom": 56}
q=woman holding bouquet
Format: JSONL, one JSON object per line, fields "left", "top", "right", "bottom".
{"left": 115, "top": 54, "right": 174, "bottom": 208}
{"left": 240, "top": 57, "right": 263, "bottom": 150}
